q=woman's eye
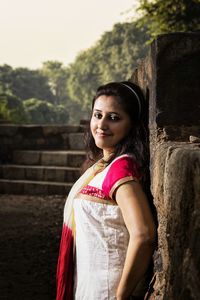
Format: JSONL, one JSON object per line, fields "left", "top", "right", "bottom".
{"left": 94, "top": 112, "right": 102, "bottom": 119}
{"left": 110, "top": 114, "right": 120, "bottom": 121}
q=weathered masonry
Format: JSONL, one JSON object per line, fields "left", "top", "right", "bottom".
{"left": 0, "top": 125, "right": 86, "bottom": 194}
{"left": 132, "top": 32, "right": 200, "bottom": 299}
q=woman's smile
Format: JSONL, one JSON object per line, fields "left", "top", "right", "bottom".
{"left": 96, "top": 131, "right": 112, "bottom": 137}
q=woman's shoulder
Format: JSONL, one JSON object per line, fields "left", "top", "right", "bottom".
{"left": 109, "top": 154, "right": 140, "bottom": 173}
{"left": 110, "top": 153, "right": 138, "bottom": 167}
{"left": 102, "top": 154, "right": 142, "bottom": 199}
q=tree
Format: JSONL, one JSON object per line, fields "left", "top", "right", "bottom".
{"left": 12, "top": 68, "right": 54, "bottom": 101}
{"left": 23, "top": 98, "right": 69, "bottom": 124}
{"left": 97, "top": 22, "right": 149, "bottom": 81}
{"left": 0, "top": 93, "right": 27, "bottom": 123}
{"left": 67, "top": 48, "right": 101, "bottom": 109}
{"left": 0, "top": 65, "right": 14, "bottom": 95}
{"left": 67, "top": 21, "right": 149, "bottom": 110}
{"left": 41, "top": 61, "right": 69, "bottom": 105}
{"left": 0, "top": 65, "right": 54, "bottom": 102}
{"left": 137, "top": 0, "right": 200, "bottom": 40}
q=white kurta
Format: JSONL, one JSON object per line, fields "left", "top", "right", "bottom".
{"left": 71, "top": 155, "right": 150, "bottom": 299}
{"left": 73, "top": 198, "right": 129, "bottom": 300}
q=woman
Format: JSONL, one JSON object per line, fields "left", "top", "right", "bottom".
{"left": 56, "top": 81, "right": 156, "bottom": 300}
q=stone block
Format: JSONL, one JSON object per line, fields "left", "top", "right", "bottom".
{"left": 23, "top": 181, "right": 48, "bottom": 195}
{"left": 0, "top": 125, "right": 18, "bottom": 136}
{"left": 1, "top": 165, "right": 25, "bottom": 180}
{"left": 13, "top": 151, "right": 41, "bottom": 165}
{"left": 0, "top": 137, "right": 14, "bottom": 146}
{"left": 25, "top": 166, "right": 44, "bottom": 181}
{"left": 155, "top": 33, "right": 200, "bottom": 127}
{"left": 151, "top": 142, "right": 200, "bottom": 299}
{"left": 132, "top": 32, "right": 200, "bottom": 144}
{"left": 0, "top": 179, "right": 24, "bottom": 194}
{"left": 41, "top": 151, "right": 68, "bottom": 166}
{"left": 68, "top": 133, "right": 85, "bottom": 150}
{"left": 46, "top": 136, "right": 64, "bottom": 148}
{"left": 64, "top": 168, "right": 80, "bottom": 182}
{"left": 67, "top": 151, "right": 86, "bottom": 167}
{"left": 43, "top": 168, "right": 66, "bottom": 182}
{"left": 18, "top": 125, "right": 43, "bottom": 139}
{"left": 47, "top": 182, "right": 72, "bottom": 195}
{"left": 42, "top": 125, "right": 82, "bottom": 136}
{"left": 164, "top": 144, "right": 200, "bottom": 299}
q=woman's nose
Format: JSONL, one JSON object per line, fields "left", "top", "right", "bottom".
{"left": 98, "top": 117, "right": 108, "bottom": 130}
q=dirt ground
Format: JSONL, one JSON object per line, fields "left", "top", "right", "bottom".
{"left": 0, "top": 194, "right": 66, "bottom": 300}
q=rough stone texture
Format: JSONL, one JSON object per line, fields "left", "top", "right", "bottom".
{"left": 164, "top": 144, "right": 200, "bottom": 300}
{"left": 68, "top": 132, "right": 85, "bottom": 150}
{"left": 0, "top": 125, "right": 86, "bottom": 195}
{"left": 131, "top": 33, "right": 200, "bottom": 299}
{"left": 12, "top": 150, "right": 86, "bottom": 167}
{"left": 151, "top": 143, "right": 200, "bottom": 300}
{"left": 131, "top": 32, "right": 200, "bottom": 152}
{"left": 0, "top": 165, "right": 80, "bottom": 182}
{"left": 0, "top": 124, "right": 85, "bottom": 163}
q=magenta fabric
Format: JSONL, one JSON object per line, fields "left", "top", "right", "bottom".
{"left": 102, "top": 156, "right": 141, "bottom": 199}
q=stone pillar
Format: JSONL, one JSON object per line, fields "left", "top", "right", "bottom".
{"left": 132, "top": 33, "right": 200, "bottom": 299}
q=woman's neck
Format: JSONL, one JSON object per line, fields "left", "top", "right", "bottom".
{"left": 103, "top": 149, "right": 115, "bottom": 162}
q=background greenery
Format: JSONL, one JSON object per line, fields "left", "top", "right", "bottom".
{"left": 1, "top": 0, "right": 200, "bottom": 124}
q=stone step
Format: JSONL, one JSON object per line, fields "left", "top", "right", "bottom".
{"left": 0, "top": 179, "right": 73, "bottom": 195}
{"left": 13, "top": 150, "right": 86, "bottom": 167}
{"left": 0, "top": 165, "right": 80, "bottom": 182}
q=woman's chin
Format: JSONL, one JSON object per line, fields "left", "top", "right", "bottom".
{"left": 94, "top": 140, "right": 108, "bottom": 149}
{"left": 95, "top": 141, "right": 115, "bottom": 154}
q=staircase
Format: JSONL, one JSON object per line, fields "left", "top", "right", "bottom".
{"left": 0, "top": 129, "right": 86, "bottom": 195}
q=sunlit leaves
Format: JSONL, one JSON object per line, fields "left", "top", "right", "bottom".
{"left": 137, "top": 0, "right": 200, "bottom": 41}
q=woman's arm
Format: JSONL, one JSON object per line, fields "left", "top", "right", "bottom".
{"left": 115, "top": 181, "right": 156, "bottom": 300}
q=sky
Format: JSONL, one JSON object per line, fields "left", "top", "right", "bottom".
{"left": 0, "top": 0, "right": 139, "bottom": 70}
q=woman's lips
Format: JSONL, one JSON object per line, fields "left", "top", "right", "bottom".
{"left": 96, "top": 132, "right": 112, "bottom": 137}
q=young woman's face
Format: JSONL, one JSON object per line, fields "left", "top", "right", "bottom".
{"left": 90, "top": 95, "right": 132, "bottom": 156}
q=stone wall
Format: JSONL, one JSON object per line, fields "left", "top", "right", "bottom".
{"left": 132, "top": 33, "right": 200, "bottom": 299}
{"left": 0, "top": 124, "right": 84, "bottom": 163}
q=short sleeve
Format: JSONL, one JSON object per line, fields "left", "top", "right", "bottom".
{"left": 102, "top": 156, "right": 142, "bottom": 200}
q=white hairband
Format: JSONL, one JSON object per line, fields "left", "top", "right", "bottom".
{"left": 120, "top": 83, "right": 142, "bottom": 118}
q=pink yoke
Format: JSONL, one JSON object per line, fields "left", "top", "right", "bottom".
{"left": 80, "top": 154, "right": 141, "bottom": 201}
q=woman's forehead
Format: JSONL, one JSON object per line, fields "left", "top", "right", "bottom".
{"left": 93, "top": 95, "right": 123, "bottom": 112}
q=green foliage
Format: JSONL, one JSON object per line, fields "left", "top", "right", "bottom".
{"left": 41, "top": 61, "right": 69, "bottom": 105}
{"left": 65, "top": 100, "right": 90, "bottom": 125}
{"left": 137, "top": 0, "right": 200, "bottom": 40}
{"left": 23, "top": 98, "right": 69, "bottom": 124}
{"left": 97, "top": 22, "right": 148, "bottom": 81}
{"left": 67, "top": 21, "right": 149, "bottom": 109}
{"left": 0, "top": 65, "right": 13, "bottom": 95}
{"left": 0, "top": 93, "right": 27, "bottom": 123}
{"left": 67, "top": 48, "right": 101, "bottom": 110}
{"left": 0, "top": 64, "right": 70, "bottom": 124}
{"left": 0, "top": 65, "right": 54, "bottom": 102}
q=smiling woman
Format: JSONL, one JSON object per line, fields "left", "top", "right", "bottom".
{"left": 56, "top": 81, "right": 156, "bottom": 300}
{"left": 90, "top": 95, "right": 132, "bottom": 156}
